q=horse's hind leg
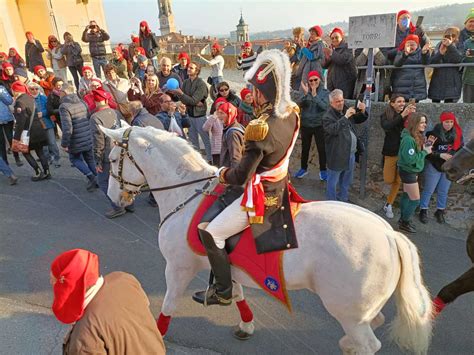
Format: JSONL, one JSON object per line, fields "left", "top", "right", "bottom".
{"left": 157, "top": 263, "right": 198, "bottom": 336}
{"left": 232, "top": 282, "right": 255, "bottom": 340}
{"left": 339, "top": 322, "right": 382, "bottom": 355}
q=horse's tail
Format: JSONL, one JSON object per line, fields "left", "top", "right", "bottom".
{"left": 389, "top": 232, "right": 433, "bottom": 355}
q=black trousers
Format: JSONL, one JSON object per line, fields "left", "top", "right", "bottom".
{"left": 300, "top": 126, "right": 326, "bottom": 171}
{"left": 23, "top": 146, "right": 49, "bottom": 173}
{"left": 0, "top": 121, "right": 20, "bottom": 164}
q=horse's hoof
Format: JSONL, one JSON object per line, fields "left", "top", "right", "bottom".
{"left": 233, "top": 327, "right": 253, "bottom": 341}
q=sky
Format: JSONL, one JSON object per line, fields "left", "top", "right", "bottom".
{"left": 103, "top": 0, "right": 474, "bottom": 41}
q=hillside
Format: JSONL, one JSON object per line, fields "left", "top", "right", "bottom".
{"left": 249, "top": 3, "right": 474, "bottom": 40}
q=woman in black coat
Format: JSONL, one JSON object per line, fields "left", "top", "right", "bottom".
{"left": 209, "top": 82, "right": 241, "bottom": 114}
{"left": 428, "top": 27, "right": 463, "bottom": 103}
{"left": 324, "top": 28, "right": 357, "bottom": 99}
{"left": 11, "top": 82, "right": 50, "bottom": 181}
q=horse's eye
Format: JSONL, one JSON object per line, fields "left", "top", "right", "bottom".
{"left": 110, "top": 159, "right": 117, "bottom": 164}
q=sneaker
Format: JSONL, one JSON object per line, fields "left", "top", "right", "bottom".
{"left": 293, "top": 168, "right": 308, "bottom": 179}
{"left": 8, "top": 175, "right": 18, "bottom": 185}
{"left": 54, "top": 161, "right": 61, "bottom": 168}
{"left": 86, "top": 175, "right": 98, "bottom": 192}
{"left": 398, "top": 220, "right": 416, "bottom": 234}
{"left": 419, "top": 209, "right": 428, "bottom": 224}
{"left": 31, "top": 172, "right": 46, "bottom": 181}
{"left": 125, "top": 205, "right": 136, "bottom": 213}
{"left": 434, "top": 209, "right": 446, "bottom": 224}
{"left": 383, "top": 203, "right": 394, "bottom": 219}
{"left": 105, "top": 208, "right": 126, "bottom": 219}
{"left": 44, "top": 170, "right": 52, "bottom": 180}
{"left": 15, "top": 158, "right": 23, "bottom": 167}
{"left": 319, "top": 170, "right": 328, "bottom": 181}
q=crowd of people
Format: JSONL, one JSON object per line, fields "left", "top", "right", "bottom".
{"left": 0, "top": 10, "right": 469, "bottom": 229}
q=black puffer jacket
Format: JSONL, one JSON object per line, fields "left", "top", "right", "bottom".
{"left": 428, "top": 43, "right": 463, "bottom": 102}
{"left": 380, "top": 106, "right": 405, "bottom": 156}
{"left": 59, "top": 94, "right": 92, "bottom": 153}
{"left": 13, "top": 94, "right": 47, "bottom": 148}
{"left": 82, "top": 28, "right": 110, "bottom": 58}
{"left": 324, "top": 41, "right": 357, "bottom": 99}
{"left": 25, "top": 40, "right": 46, "bottom": 72}
{"left": 139, "top": 33, "right": 159, "bottom": 59}
{"left": 392, "top": 48, "right": 430, "bottom": 101}
{"left": 425, "top": 123, "right": 460, "bottom": 172}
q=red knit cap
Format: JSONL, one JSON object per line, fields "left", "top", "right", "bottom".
{"left": 82, "top": 66, "right": 93, "bottom": 75}
{"left": 177, "top": 52, "right": 190, "bottom": 65}
{"left": 139, "top": 20, "right": 151, "bottom": 36}
{"left": 440, "top": 111, "right": 463, "bottom": 150}
{"left": 51, "top": 249, "right": 99, "bottom": 324}
{"left": 214, "top": 97, "right": 227, "bottom": 106}
{"left": 309, "top": 25, "right": 323, "bottom": 37}
{"left": 11, "top": 81, "right": 29, "bottom": 94}
{"left": 397, "top": 10, "right": 411, "bottom": 20}
{"left": 398, "top": 34, "right": 420, "bottom": 51}
{"left": 243, "top": 41, "right": 252, "bottom": 48}
{"left": 240, "top": 88, "right": 252, "bottom": 100}
{"left": 92, "top": 89, "right": 108, "bottom": 102}
{"left": 212, "top": 42, "right": 222, "bottom": 51}
{"left": 34, "top": 65, "right": 46, "bottom": 76}
{"left": 307, "top": 70, "right": 321, "bottom": 80}
{"left": 25, "top": 31, "right": 33, "bottom": 38}
{"left": 217, "top": 102, "right": 238, "bottom": 127}
{"left": 330, "top": 27, "right": 345, "bottom": 38}
{"left": 2, "top": 61, "right": 13, "bottom": 71}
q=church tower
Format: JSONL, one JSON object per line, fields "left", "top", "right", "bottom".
{"left": 236, "top": 12, "right": 249, "bottom": 43}
{"left": 158, "top": 0, "right": 176, "bottom": 35}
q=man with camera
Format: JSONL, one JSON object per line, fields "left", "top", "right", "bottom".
{"left": 322, "top": 89, "right": 367, "bottom": 202}
{"left": 82, "top": 21, "right": 110, "bottom": 79}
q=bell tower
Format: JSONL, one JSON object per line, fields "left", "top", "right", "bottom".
{"left": 158, "top": 0, "right": 176, "bottom": 35}
{"left": 236, "top": 11, "right": 249, "bottom": 43}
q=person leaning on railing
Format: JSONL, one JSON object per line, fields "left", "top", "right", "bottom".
{"left": 462, "top": 33, "right": 474, "bottom": 103}
{"left": 428, "top": 27, "right": 463, "bottom": 103}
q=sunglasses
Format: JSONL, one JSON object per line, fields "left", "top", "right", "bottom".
{"left": 444, "top": 34, "right": 456, "bottom": 39}
{"left": 308, "top": 78, "right": 319, "bottom": 82}
{"left": 219, "top": 88, "right": 229, "bottom": 92}
{"left": 29, "top": 88, "right": 39, "bottom": 91}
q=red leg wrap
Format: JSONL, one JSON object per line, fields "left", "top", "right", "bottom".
{"left": 432, "top": 297, "right": 446, "bottom": 318}
{"left": 236, "top": 300, "right": 254, "bottom": 323}
{"left": 157, "top": 313, "right": 171, "bottom": 335}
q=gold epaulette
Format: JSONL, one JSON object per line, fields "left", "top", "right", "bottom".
{"left": 244, "top": 113, "right": 269, "bottom": 141}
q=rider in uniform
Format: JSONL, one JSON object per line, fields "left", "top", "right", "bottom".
{"left": 193, "top": 50, "right": 301, "bottom": 306}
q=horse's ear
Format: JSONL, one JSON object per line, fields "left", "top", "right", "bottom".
{"left": 120, "top": 119, "right": 131, "bottom": 129}
{"left": 99, "top": 125, "right": 123, "bottom": 142}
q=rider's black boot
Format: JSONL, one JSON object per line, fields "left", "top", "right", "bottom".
{"left": 192, "top": 228, "right": 233, "bottom": 306}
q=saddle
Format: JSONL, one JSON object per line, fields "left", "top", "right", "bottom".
{"left": 187, "top": 183, "right": 302, "bottom": 309}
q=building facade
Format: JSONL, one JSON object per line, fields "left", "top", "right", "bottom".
{"left": 158, "top": 0, "right": 176, "bottom": 35}
{"left": 235, "top": 12, "right": 249, "bottom": 43}
{"left": 0, "top": 0, "right": 110, "bottom": 59}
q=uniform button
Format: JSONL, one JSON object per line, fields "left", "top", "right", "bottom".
{"left": 286, "top": 243, "right": 291, "bottom": 248}
{"left": 281, "top": 206, "right": 285, "bottom": 210}
{"left": 283, "top": 224, "right": 288, "bottom": 229}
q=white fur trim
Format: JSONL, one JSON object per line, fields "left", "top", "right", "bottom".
{"left": 239, "top": 320, "right": 255, "bottom": 335}
{"left": 244, "top": 49, "right": 295, "bottom": 118}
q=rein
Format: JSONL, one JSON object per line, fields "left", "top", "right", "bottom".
{"left": 110, "top": 128, "right": 216, "bottom": 223}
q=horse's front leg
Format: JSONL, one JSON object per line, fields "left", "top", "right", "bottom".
{"left": 157, "top": 262, "right": 198, "bottom": 336}
{"left": 232, "top": 281, "right": 255, "bottom": 340}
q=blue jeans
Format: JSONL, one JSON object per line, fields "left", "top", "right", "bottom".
{"left": 420, "top": 161, "right": 452, "bottom": 210}
{"left": 92, "top": 57, "right": 108, "bottom": 79}
{"left": 0, "top": 157, "right": 13, "bottom": 177}
{"left": 69, "top": 150, "right": 96, "bottom": 177}
{"left": 188, "top": 116, "right": 212, "bottom": 162}
{"left": 326, "top": 154, "right": 356, "bottom": 202}
{"left": 44, "top": 128, "right": 60, "bottom": 162}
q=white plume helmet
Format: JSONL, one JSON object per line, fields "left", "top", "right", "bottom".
{"left": 244, "top": 49, "right": 295, "bottom": 118}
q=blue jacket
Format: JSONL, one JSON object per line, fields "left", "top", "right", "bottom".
{"left": 0, "top": 85, "right": 14, "bottom": 124}
{"left": 34, "top": 94, "right": 55, "bottom": 129}
{"left": 296, "top": 87, "right": 329, "bottom": 128}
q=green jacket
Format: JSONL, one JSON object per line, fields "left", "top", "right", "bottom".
{"left": 463, "top": 38, "right": 474, "bottom": 85}
{"left": 397, "top": 129, "right": 427, "bottom": 173}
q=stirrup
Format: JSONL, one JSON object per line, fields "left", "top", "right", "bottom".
{"left": 203, "top": 285, "right": 232, "bottom": 307}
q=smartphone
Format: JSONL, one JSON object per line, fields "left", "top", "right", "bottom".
{"left": 416, "top": 16, "right": 424, "bottom": 27}
{"left": 468, "top": 49, "right": 474, "bottom": 56}
{"left": 408, "top": 98, "right": 416, "bottom": 105}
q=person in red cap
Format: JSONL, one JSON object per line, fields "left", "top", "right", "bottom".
{"left": 293, "top": 70, "right": 329, "bottom": 180}
{"left": 24, "top": 31, "right": 46, "bottom": 72}
{"left": 83, "top": 78, "right": 117, "bottom": 112}
{"left": 198, "top": 42, "right": 225, "bottom": 98}
{"left": 324, "top": 27, "right": 357, "bottom": 99}
{"left": 203, "top": 96, "right": 226, "bottom": 165}
{"left": 382, "top": 10, "right": 429, "bottom": 63}
{"left": 78, "top": 66, "right": 97, "bottom": 97}
{"left": 139, "top": 20, "right": 159, "bottom": 68}
{"left": 46, "top": 35, "right": 68, "bottom": 83}
{"left": 50, "top": 249, "right": 165, "bottom": 354}
{"left": 215, "top": 101, "right": 245, "bottom": 168}
{"left": 172, "top": 52, "right": 190, "bottom": 81}
{"left": 392, "top": 34, "right": 431, "bottom": 102}
{"left": 46, "top": 77, "right": 66, "bottom": 131}
{"left": 237, "top": 41, "right": 257, "bottom": 76}
{"left": 33, "top": 65, "right": 55, "bottom": 96}
{"left": 0, "top": 62, "right": 16, "bottom": 94}
{"left": 294, "top": 25, "right": 324, "bottom": 90}
{"left": 419, "top": 111, "right": 464, "bottom": 224}
{"left": 109, "top": 46, "right": 129, "bottom": 79}
{"left": 236, "top": 87, "right": 255, "bottom": 127}
{"left": 11, "top": 80, "right": 51, "bottom": 181}
{"left": 7, "top": 47, "right": 26, "bottom": 69}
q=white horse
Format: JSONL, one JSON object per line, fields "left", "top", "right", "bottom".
{"left": 101, "top": 126, "right": 433, "bottom": 354}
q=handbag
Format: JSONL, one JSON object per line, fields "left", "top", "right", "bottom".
{"left": 207, "top": 76, "right": 213, "bottom": 85}
{"left": 12, "top": 103, "right": 36, "bottom": 154}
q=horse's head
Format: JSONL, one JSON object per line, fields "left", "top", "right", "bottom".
{"left": 99, "top": 125, "right": 216, "bottom": 208}
{"left": 442, "top": 138, "right": 474, "bottom": 183}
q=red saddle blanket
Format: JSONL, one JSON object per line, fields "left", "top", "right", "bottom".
{"left": 187, "top": 183, "right": 306, "bottom": 310}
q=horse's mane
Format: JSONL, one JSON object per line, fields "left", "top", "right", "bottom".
{"left": 134, "top": 127, "right": 214, "bottom": 172}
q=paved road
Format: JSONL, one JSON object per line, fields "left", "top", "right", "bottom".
{"left": 0, "top": 163, "right": 472, "bottom": 354}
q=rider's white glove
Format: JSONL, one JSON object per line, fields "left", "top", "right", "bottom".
{"left": 215, "top": 167, "right": 225, "bottom": 177}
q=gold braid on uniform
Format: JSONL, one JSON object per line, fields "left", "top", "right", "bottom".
{"left": 244, "top": 103, "right": 273, "bottom": 142}
{"left": 218, "top": 167, "right": 229, "bottom": 184}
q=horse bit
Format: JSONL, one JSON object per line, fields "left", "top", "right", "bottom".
{"left": 109, "top": 128, "right": 216, "bottom": 227}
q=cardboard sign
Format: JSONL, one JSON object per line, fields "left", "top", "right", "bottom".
{"left": 348, "top": 13, "right": 397, "bottom": 49}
